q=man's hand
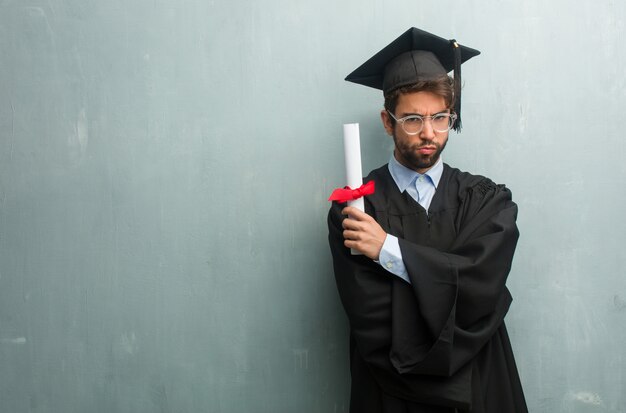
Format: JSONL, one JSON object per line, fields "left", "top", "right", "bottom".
{"left": 341, "top": 206, "right": 387, "bottom": 260}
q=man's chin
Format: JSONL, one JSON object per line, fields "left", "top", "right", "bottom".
{"left": 407, "top": 154, "right": 438, "bottom": 171}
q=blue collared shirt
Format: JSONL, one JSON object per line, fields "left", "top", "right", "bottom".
{"left": 377, "top": 154, "right": 444, "bottom": 283}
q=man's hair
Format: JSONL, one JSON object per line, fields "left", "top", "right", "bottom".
{"left": 384, "top": 75, "right": 455, "bottom": 123}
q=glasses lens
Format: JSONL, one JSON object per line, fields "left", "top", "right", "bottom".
{"left": 432, "top": 114, "right": 452, "bottom": 132}
{"left": 402, "top": 116, "right": 423, "bottom": 134}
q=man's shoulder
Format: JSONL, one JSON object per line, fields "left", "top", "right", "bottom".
{"left": 363, "top": 164, "right": 396, "bottom": 195}
{"left": 444, "top": 163, "right": 487, "bottom": 184}
{"left": 364, "top": 164, "right": 391, "bottom": 181}
{"left": 442, "top": 164, "right": 515, "bottom": 209}
{"left": 443, "top": 163, "right": 507, "bottom": 191}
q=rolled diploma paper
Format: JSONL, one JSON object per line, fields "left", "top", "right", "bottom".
{"left": 343, "top": 123, "right": 364, "bottom": 255}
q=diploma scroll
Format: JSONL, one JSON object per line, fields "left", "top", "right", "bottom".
{"left": 343, "top": 123, "right": 364, "bottom": 211}
{"left": 343, "top": 123, "right": 364, "bottom": 255}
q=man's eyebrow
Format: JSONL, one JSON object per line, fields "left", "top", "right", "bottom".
{"left": 400, "top": 109, "right": 450, "bottom": 117}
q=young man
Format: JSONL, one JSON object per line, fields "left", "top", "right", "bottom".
{"left": 328, "top": 28, "right": 528, "bottom": 412}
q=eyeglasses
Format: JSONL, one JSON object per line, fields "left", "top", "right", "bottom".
{"left": 387, "top": 110, "right": 457, "bottom": 135}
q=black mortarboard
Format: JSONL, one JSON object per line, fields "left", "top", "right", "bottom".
{"left": 345, "top": 27, "right": 480, "bottom": 131}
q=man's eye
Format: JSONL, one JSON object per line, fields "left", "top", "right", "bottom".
{"left": 404, "top": 117, "right": 422, "bottom": 124}
{"left": 432, "top": 114, "right": 448, "bottom": 122}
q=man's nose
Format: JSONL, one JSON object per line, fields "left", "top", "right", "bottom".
{"left": 419, "top": 118, "right": 436, "bottom": 140}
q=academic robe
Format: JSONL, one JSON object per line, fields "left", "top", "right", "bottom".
{"left": 328, "top": 163, "right": 528, "bottom": 413}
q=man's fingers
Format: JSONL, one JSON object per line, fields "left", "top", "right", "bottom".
{"left": 344, "top": 239, "right": 357, "bottom": 249}
{"left": 342, "top": 218, "right": 359, "bottom": 230}
{"left": 341, "top": 206, "right": 370, "bottom": 221}
{"left": 343, "top": 229, "right": 360, "bottom": 240}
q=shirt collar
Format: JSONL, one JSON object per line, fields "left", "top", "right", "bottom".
{"left": 388, "top": 153, "right": 444, "bottom": 192}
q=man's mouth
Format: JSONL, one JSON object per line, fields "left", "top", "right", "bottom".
{"left": 417, "top": 146, "right": 437, "bottom": 155}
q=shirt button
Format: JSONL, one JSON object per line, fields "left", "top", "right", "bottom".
{"left": 386, "top": 262, "right": 393, "bottom": 269}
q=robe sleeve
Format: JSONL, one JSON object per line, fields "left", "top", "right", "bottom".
{"left": 392, "top": 180, "right": 519, "bottom": 377}
{"left": 328, "top": 179, "right": 519, "bottom": 382}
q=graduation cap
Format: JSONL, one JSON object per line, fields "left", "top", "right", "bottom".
{"left": 345, "top": 27, "right": 480, "bottom": 131}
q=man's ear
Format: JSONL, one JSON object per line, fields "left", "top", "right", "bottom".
{"left": 380, "top": 110, "right": 394, "bottom": 136}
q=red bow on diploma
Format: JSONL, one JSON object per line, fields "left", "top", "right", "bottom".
{"left": 328, "top": 181, "right": 375, "bottom": 203}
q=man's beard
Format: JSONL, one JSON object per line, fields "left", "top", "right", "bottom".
{"left": 393, "top": 132, "right": 447, "bottom": 172}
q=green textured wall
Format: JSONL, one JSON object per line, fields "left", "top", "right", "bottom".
{"left": 1, "top": 1, "right": 625, "bottom": 412}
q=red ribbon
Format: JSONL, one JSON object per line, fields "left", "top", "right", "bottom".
{"left": 328, "top": 180, "right": 375, "bottom": 203}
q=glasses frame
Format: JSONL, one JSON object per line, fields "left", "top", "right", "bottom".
{"left": 386, "top": 110, "right": 457, "bottom": 135}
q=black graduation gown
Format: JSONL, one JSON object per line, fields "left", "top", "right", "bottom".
{"left": 328, "top": 164, "right": 528, "bottom": 413}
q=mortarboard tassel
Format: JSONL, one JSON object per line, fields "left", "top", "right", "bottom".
{"left": 451, "top": 40, "right": 462, "bottom": 132}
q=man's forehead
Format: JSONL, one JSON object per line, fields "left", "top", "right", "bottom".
{"left": 396, "top": 92, "right": 449, "bottom": 113}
